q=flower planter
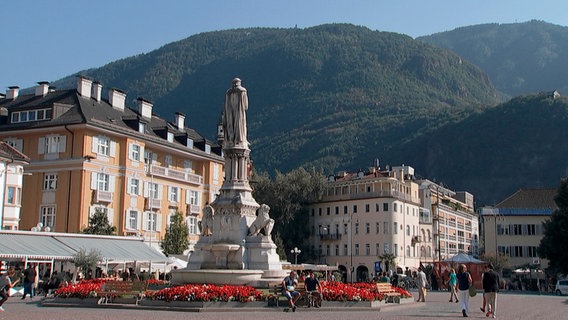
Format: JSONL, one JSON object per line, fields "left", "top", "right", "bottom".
{"left": 138, "top": 300, "right": 266, "bottom": 308}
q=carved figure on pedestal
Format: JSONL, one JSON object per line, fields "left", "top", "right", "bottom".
{"left": 223, "top": 78, "right": 249, "bottom": 148}
{"left": 201, "top": 203, "right": 214, "bottom": 236}
{"left": 248, "top": 204, "right": 274, "bottom": 236}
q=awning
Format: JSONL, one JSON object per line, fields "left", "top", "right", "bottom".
{"left": 0, "top": 230, "right": 167, "bottom": 264}
{"left": 53, "top": 235, "right": 167, "bottom": 263}
{"left": 0, "top": 232, "right": 75, "bottom": 260}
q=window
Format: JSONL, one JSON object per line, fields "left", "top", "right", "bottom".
{"left": 40, "top": 206, "right": 56, "bottom": 228}
{"left": 375, "top": 243, "right": 380, "bottom": 255}
{"left": 130, "top": 144, "right": 142, "bottom": 161}
{"left": 167, "top": 132, "right": 174, "bottom": 142}
{"left": 326, "top": 245, "right": 330, "bottom": 256}
{"left": 365, "top": 222, "right": 370, "bottom": 234}
{"left": 344, "top": 206, "right": 348, "bottom": 214}
{"left": 4, "top": 138, "right": 23, "bottom": 152}
{"left": 39, "top": 135, "right": 66, "bottom": 155}
{"left": 164, "top": 155, "right": 173, "bottom": 167}
{"left": 146, "top": 211, "right": 158, "bottom": 231}
{"left": 11, "top": 109, "right": 51, "bottom": 123}
{"left": 365, "top": 204, "right": 370, "bottom": 212}
{"left": 355, "top": 222, "right": 359, "bottom": 234}
{"left": 365, "top": 244, "right": 370, "bottom": 256}
{"left": 376, "top": 203, "right": 380, "bottom": 212}
{"left": 6, "top": 187, "right": 16, "bottom": 204}
{"left": 376, "top": 222, "right": 380, "bottom": 234}
{"left": 406, "top": 225, "right": 410, "bottom": 236}
{"left": 355, "top": 244, "right": 359, "bottom": 256}
{"left": 393, "top": 203, "right": 398, "bottom": 212}
{"left": 383, "top": 243, "right": 390, "bottom": 254}
{"left": 169, "top": 186, "right": 179, "bottom": 202}
{"left": 318, "top": 208, "right": 322, "bottom": 216}
{"left": 128, "top": 178, "right": 140, "bottom": 195}
{"left": 344, "top": 223, "right": 348, "bottom": 235}
{"left": 353, "top": 205, "right": 358, "bottom": 213}
{"left": 96, "top": 136, "right": 110, "bottom": 156}
{"left": 335, "top": 245, "right": 340, "bottom": 256}
{"left": 187, "top": 217, "right": 198, "bottom": 234}
{"left": 326, "top": 207, "right": 330, "bottom": 215}
{"left": 335, "top": 206, "right": 339, "bottom": 215}
{"left": 43, "top": 173, "right": 57, "bottom": 190}
{"left": 96, "top": 173, "right": 110, "bottom": 191}
{"left": 126, "top": 210, "right": 139, "bottom": 230}
{"left": 383, "top": 203, "right": 389, "bottom": 211}
{"left": 344, "top": 244, "right": 348, "bottom": 256}
{"left": 188, "top": 190, "right": 200, "bottom": 206}
{"left": 383, "top": 221, "right": 389, "bottom": 234}
{"left": 394, "top": 222, "right": 398, "bottom": 234}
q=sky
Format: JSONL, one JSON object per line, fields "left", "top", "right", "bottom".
{"left": 2, "top": 0, "right": 568, "bottom": 89}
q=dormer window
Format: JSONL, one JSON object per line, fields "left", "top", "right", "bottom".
{"left": 186, "top": 138, "right": 193, "bottom": 148}
{"left": 139, "top": 122, "right": 145, "bottom": 134}
{"left": 167, "top": 132, "right": 174, "bottom": 143}
{"left": 11, "top": 108, "right": 51, "bottom": 123}
{"left": 205, "top": 144, "right": 211, "bottom": 154}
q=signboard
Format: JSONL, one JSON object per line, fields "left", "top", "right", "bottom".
{"left": 374, "top": 261, "right": 382, "bottom": 273}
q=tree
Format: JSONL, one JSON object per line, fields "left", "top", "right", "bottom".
{"left": 378, "top": 253, "right": 397, "bottom": 272}
{"left": 480, "top": 253, "right": 509, "bottom": 275}
{"left": 252, "top": 167, "right": 326, "bottom": 262}
{"left": 73, "top": 248, "right": 102, "bottom": 280}
{"left": 538, "top": 179, "right": 568, "bottom": 276}
{"left": 160, "top": 211, "right": 189, "bottom": 255}
{"left": 82, "top": 209, "right": 116, "bottom": 235}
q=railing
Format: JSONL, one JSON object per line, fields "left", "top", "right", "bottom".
{"left": 149, "top": 165, "right": 202, "bottom": 185}
{"left": 95, "top": 190, "right": 112, "bottom": 203}
{"left": 323, "top": 190, "right": 419, "bottom": 204}
{"left": 319, "top": 233, "right": 342, "bottom": 241}
{"left": 145, "top": 198, "right": 162, "bottom": 209}
{"left": 187, "top": 204, "right": 201, "bottom": 215}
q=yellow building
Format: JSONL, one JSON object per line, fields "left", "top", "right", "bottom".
{"left": 480, "top": 188, "right": 556, "bottom": 271}
{"left": 0, "top": 77, "right": 224, "bottom": 249}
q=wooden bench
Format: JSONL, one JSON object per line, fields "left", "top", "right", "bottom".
{"left": 376, "top": 282, "right": 401, "bottom": 303}
{"left": 269, "top": 281, "right": 306, "bottom": 307}
{"left": 97, "top": 281, "right": 148, "bottom": 305}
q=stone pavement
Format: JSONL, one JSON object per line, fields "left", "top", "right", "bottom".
{"left": 0, "top": 290, "right": 566, "bottom": 320}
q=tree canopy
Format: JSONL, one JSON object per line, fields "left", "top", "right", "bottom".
{"left": 82, "top": 209, "right": 116, "bottom": 235}
{"left": 538, "top": 179, "right": 568, "bottom": 276}
{"left": 160, "top": 211, "right": 189, "bottom": 255}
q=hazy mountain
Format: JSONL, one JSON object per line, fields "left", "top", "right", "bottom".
{"left": 418, "top": 20, "right": 568, "bottom": 97}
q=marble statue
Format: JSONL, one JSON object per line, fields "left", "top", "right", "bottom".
{"left": 248, "top": 204, "right": 274, "bottom": 236}
{"left": 223, "top": 78, "right": 249, "bottom": 147}
{"left": 201, "top": 203, "right": 214, "bottom": 236}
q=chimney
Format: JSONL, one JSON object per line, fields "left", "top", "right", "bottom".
{"left": 109, "top": 88, "right": 126, "bottom": 111}
{"left": 35, "top": 81, "right": 49, "bottom": 96}
{"left": 175, "top": 112, "right": 185, "bottom": 130}
{"left": 91, "top": 81, "right": 102, "bottom": 102}
{"left": 6, "top": 86, "right": 19, "bottom": 99}
{"left": 76, "top": 76, "right": 92, "bottom": 98}
{"left": 137, "top": 97, "right": 153, "bottom": 119}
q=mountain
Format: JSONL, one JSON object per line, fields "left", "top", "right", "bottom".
{"left": 417, "top": 20, "right": 568, "bottom": 97}
{"left": 51, "top": 24, "right": 499, "bottom": 177}
{"left": 391, "top": 92, "right": 568, "bottom": 205}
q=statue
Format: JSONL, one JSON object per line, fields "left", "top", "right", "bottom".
{"left": 201, "top": 203, "right": 214, "bottom": 236}
{"left": 248, "top": 204, "right": 274, "bottom": 236}
{"left": 223, "top": 78, "right": 249, "bottom": 148}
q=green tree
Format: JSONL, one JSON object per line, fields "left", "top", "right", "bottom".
{"left": 538, "top": 179, "right": 568, "bottom": 275}
{"left": 82, "top": 209, "right": 116, "bottom": 235}
{"left": 252, "top": 167, "right": 326, "bottom": 262}
{"left": 73, "top": 248, "right": 102, "bottom": 280}
{"left": 480, "top": 253, "right": 509, "bottom": 275}
{"left": 160, "top": 211, "right": 189, "bottom": 255}
{"left": 378, "top": 253, "right": 397, "bottom": 272}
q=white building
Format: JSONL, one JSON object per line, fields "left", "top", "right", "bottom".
{"left": 0, "top": 141, "right": 30, "bottom": 229}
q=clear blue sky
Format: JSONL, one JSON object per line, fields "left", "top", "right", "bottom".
{"left": 2, "top": 0, "right": 568, "bottom": 89}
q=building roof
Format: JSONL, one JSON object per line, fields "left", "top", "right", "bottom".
{"left": 0, "top": 141, "right": 30, "bottom": 163}
{"left": 495, "top": 188, "right": 558, "bottom": 210}
{"left": 0, "top": 230, "right": 167, "bottom": 263}
{"left": 0, "top": 87, "right": 222, "bottom": 159}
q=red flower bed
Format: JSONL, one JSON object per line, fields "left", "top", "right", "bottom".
{"left": 53, "top": 279, "right": 411, "bottom": 302}
{"left": 144, "top": 284, "right": 264, "bottom": 302}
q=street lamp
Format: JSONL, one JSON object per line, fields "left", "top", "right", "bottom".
{"left": 291, "top": 247, "right": 301, "bottom": 265}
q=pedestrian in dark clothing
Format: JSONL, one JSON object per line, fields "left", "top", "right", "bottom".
{"left": 22, "top": 264, "right": 37, "bottom": 299}
{"left": 482, "top": 263, "right": 500, "bottom": 318}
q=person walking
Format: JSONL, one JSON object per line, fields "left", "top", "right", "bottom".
{"left": 482, "top": 263, "right": 500, "bottom": 318}
{"left": 22, "top": 263, "right": 37, "bottom": 299}
{"left": 416, "top": 266, "right": 428, "bottom": 302}
{"left": 448, "top": 268, "right": 459, "bottom": 303}
{"left": 457, "top": 264, "right": 473, "bottom": 317}
{"left": 0, "top": 267, "right": 18, "bottom": 311}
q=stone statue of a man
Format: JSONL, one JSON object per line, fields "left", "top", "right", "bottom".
{"left": 223, "top": 78, "right": 249, "bottom": 148}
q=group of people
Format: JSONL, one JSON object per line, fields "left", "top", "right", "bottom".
{"left": 440, "top": 264, "right": 500, "bottom": 318}
{"left": 281, "top": 270, "right": 323, "bottom": 312}
{"left": 0, "top": 263, "right": 38, "bottom": 312}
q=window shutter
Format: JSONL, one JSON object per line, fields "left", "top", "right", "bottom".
{"left": 59, "top": 135, "right": 66, "bottom": 152}
{"left": 156, "top": 213, "right": 163, "bottom": 231}
{"left": 124, "top": 210, "right": 130, "bottom": 229}
{"left": 110, "top": 141, "right": 116, "bottom": 157}
{"left": 90, "top": 172, "right": 98, "bottom": 190}
{"left": 142, "top": 212, "right": 149, "bottom": 231}
{"left": 107, "top": 208, "right": 114, "bottom": 226}
{"left": 137, "top": 211, "right": 142, "bottom": 229}
{"left": 185, "top": 189, "right": 191, "bottom": 204}
{"left": 157, "top": 185, "right": 163, "bottom": 200}
{"left": 38, "top": 137, "right": 45, "bottom": 154}
{"left": 128, "top": 143, "right": 133, "bottom": 160}
{"left": 109, "top": 175, "right": 115, "bottom": 192}
{"left": 127, "top": 178, "right": 133, "bottom": 195}
{"left": 143, "top": 182, "right": 149, "bottom": 197}
{"left": 139, "top": 145, "right": 145, "bottom": 161}
{"left": 92, "top": 136, "right": 98, "bottom": 153}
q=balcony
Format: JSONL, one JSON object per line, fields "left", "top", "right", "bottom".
{"left": 187, "top": 204, "right": 201, "bottom": 215}
{"left": 148, "top": 165, "right": 202, "bottom": 185}
{"left": 145, "top": 198, "right": 162, "bottom": 210}
{"left": 319, "top": 233, "right": 342, "bottom": 241}
{"left": 94, "top": 190, "right": 112, "bottom": 203}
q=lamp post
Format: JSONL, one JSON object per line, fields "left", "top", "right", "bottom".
{"left": 291, "top": 247, "right": 301, "bottom": 265}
